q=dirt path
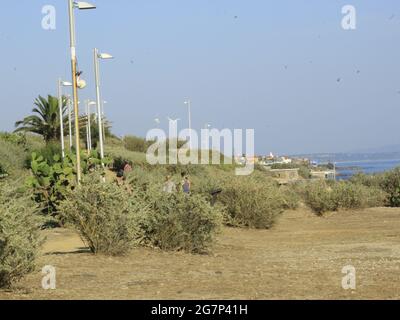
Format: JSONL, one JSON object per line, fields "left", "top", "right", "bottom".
{"left": 1, "top": 207, "right": 400, "bottom": 300}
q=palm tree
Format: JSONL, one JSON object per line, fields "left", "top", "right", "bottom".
{"left": 15, "top": 95, "right": 68, "bottom": 143}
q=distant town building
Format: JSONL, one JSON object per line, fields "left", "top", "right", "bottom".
{"left": 269, "top": 168, "right": 300, "bottom": 185}
{"left": 235, "top": 155, "right": 259, "bottom": 165}
{"left": 310, "top": 170, "right": 336, "bottom": 180}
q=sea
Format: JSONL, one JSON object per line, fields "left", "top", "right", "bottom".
{"left": 335, "top": 159, "right": 400, "bottom": 180}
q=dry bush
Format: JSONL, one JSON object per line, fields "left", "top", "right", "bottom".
{"left": 0, "top": 182, "right": 42, "bottom": 288}
{"left": 332, "top": 182, "right": 387, "bottom": 209}
{"left": 218, "top": 176, "right": 285, "bottom": 229}
{"left": 58, "top": 175, "right": 150, "bottom": 256}
{"left": 298, "top": 180, "right": 337, "bottom": 215}
{"left": 380, "top": 168, "right": 400, "bottom": 207}
{"left": 300, "top": 180, "right": 388, "bottom": 215}
{"left": 0, "top": 137, "right": 27, "bottom": 176}
{"left": 133, "top": 187, "right": 223, "bottom": 254}
{"left": 279, "top": 185, "right": 301, "bottom": 210}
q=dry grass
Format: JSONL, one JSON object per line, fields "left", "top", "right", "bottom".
{"left": 1, "top": 207, "right": 400, "bottom": 300}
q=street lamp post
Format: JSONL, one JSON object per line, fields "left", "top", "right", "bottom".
{"left": 94, "top": 48, "right": 113, "bottom": 164}
{"left": 102, "top": 100, "right": 107, "bottom": 143}
{"left": 85, "top": 100, "right": 96, "bottom": 152}
{"left": 85, "top": 100, "right": 90, "bottom": 151}
{"left": 57, "top": 79, "right": 72, "bottom": 159}
{"left": 184, "top": 100, "right": 192, "bottom": 150}
{"left": 67, "top": 96, "right": 73, "bottom": 149}
{"left": 67, "top": 0, "right": 96, "bottom": 183}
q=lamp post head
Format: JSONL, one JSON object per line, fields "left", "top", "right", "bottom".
{"left": 98, "top": 53, "right": 114, "bottom": 60}
{"left": 77, "top": 78, "right": 87, "bottom": 89}
{"left": 74, "top": 1, "right": 96, "bottom": 10}
{"left": 61, "top": 81, "right": 73, "bottom": 87}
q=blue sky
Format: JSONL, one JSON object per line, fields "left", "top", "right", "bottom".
{"left": 0, "top": 0, "right": 400, "bottom": 154}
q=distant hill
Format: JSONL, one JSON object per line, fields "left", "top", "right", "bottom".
{"left": 291, "top": 143, "right": 400, "bottom": 163}
{"left": 349, "top": 144, "right": 400, "bottom": 154}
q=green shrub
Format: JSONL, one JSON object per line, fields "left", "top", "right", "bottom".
{"left": 280, "top": 185, "right": 301, "bottom": 210}
{"left": 60, "top": 172, "right": 222, "bottom": 255}
{"left": 126, "top": 166, "right": 163, "bottom": 192}
{"left": 331, "top": 182, "right": 365, "bottom": 209}
{"left": 123, "top": 135, "right": 151, "bottom": 153}
{"left": 298, "top": 166, "right": 312, "bottom": 179}
{"left": 349, "top": 169, "right": 400, "bottom": 207}
{"left": 162, "top": 163, "right": 206, "bottom": 177}
{"left": 301, "top": 180, "right": 388, "bottom": 214}
{"left": 191, "top": 174, "right": 224, "bottom": 202}
{"left": 359, "top": 185, "right": 388, "bottom": 208}
{"left": 218, "top": 176, "right": 284, "bottom": 229}
{"left": 26, "top": 152, "right": 77, "bottom": 217}
{"left": 0, "top": 163, "right": 7, "bottom": 179}
{"left": 0, "top": 138, "right": 27, "bottom": 175}
{"left": 105, "top": 145, "right": 147, "bottom": 168}
{"left": 0, "top": 183, "right": 42, "bottom": 288}
{"left": 0, "top": 132, "right": 27, "bottom": 147}
{"left": 24, "top": 134, "right": 46, "bottom": 152}
{"left": 27, "top": 142, "right": 62, "bottom": 167}
{"left": 380, "top": 168, "right": 400, "bottom": 207}
{"left": 58, "top": 175, "right": 149, "bottom": 256}
{"left": 350, "top": 172, "right": 384, "bottom": 188}
{"left": 26, "top": 149, "right": 110, "bottom": 219}
{"left": 331, "top": 182, "right": 387, "bottom": 210}
{"left": 135, "top": 189, "right": 223, "bottom": 253}
{"left": 301, "top": 181, "right": 337, "bottom": 215}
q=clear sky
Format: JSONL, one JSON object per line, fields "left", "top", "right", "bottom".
{"left": 1, "top": 0, "right": 400, "bottom": 154}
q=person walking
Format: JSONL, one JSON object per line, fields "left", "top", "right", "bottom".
{"left": 163, "top": 175, "right": 176, "bottom": 194}
{"left": 123, "top": 161, "right": 133, "bottom": 180}
{"left": 182, "top": 175, "right": 191, "bottom": 194}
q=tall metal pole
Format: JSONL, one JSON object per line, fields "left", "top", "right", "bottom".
{"left": 68, "top": 0, "right": 82, "bottom": 183}
{"left": 188, "top": 100, "right": 192, "bottom": 150}
{"left": 58, "top": 79, "right": 65, "bottom": 159}
{"left": 85, "top": 100, "right": 90, "bottom": 151}
{"left": 88, "top": 103, "right": 92, "bottom": 151}
{"left": 94, "top": 48, "right": 105, "bottom": 164}
{"left": 102, "top": 101, "right": 106, "bottom": 144}
{"left": 68, "top": 96, "right": 73, "bottom": 149}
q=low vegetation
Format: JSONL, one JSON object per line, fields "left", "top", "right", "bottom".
{"left": 299, "top": 180, "right": 388, "bottom": 215}
{"left": 0, "top": 182, "right": 42, "bottom": 288}
{"left": 134, "top": 188, "right": 223, "bottom": 253}
{"left": 58, "top": 173, "right": 223, "bottom": 255}
{"left": 0, "top": 136, "right": 27, "bottom": 176}
{"left": 58, "top": 175, "right": 149, "bottom": 256}
{"left": 350, "top": 170, "right": 400, "bottom": 208}
{"left": 219, "top": 175, "right": 285, "bottom": 229}
{"left": 2, "top": 120, "right": 400, "bottom": 287}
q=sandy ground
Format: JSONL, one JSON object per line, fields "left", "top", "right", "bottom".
{"left": 1, "top": 207, "right": 400, "bottom": 300}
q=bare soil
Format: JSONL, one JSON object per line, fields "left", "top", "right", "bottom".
{"left": 1, "top": 207, "right": 400, "bottom": 300}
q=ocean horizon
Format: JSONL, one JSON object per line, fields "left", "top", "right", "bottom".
{"left": 335, "top": 158, "right": 400, "bottom": 180}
